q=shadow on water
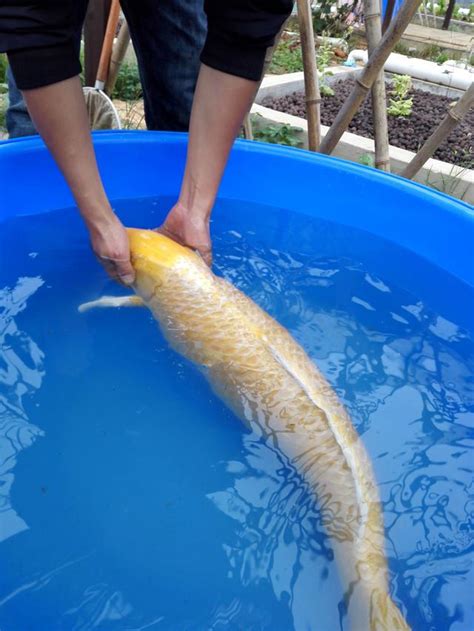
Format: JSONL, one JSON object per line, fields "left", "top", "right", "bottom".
{"left": 0, "top": 278, "right": 45, "bottom": 544}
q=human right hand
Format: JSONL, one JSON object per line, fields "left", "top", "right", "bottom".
{"left": 88, "top": 214, "right": 135, "bottom": 285}
{"left": 158, "top": 201, "right": 212, "bottom": 266}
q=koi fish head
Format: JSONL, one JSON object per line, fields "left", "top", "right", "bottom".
{"left": 127, "top": 228, "right": 212, "bottom": 303}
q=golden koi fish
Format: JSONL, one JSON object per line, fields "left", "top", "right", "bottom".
{"left": 80, "top": 228, "right": 409, "bottom": 630}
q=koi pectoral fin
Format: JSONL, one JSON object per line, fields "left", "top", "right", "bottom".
{"left": 78, "top": 295, "right": 145, "bottom": 313}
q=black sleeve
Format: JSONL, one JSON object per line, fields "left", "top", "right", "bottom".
{"left": 202, "top": 0, "right": 293, "bottom": 81}
{"left": 0, "top": 1, "right": 87, "bottom": 90}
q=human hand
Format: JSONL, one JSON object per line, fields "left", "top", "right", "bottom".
{"left": 88, "top": 214, "right": 135, "bottom": 285}
{"left": 157, "top": 201, "right": 212, "bottom": 266}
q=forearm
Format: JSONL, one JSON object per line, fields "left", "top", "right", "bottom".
{"left": 22, "top": 77, "right": 134, "bottom": 283}
{"left": 179, "top": 64, "right": 258, "bottom": 219}
{"left": 22, "top": 76, "right": 113, "bottom": 232}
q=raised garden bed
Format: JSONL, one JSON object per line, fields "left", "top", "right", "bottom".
{"left": 262, "top": 78, "right": 473, "bottom": 168}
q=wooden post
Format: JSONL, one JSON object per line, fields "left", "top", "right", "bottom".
{"left": 320, "top": 0, "right": 422, "bottom": 156}
{"left": 402, "top": 82, "right": 474, "bottom": 179}
{"left": 442, "top": 0, "right": 456, "bottom": 30}
{"left": 95, "top": 0, "right": 121, "bottom": 90}
{"left": 364, "top": 0, "right": 391, "bottom": 171}
{"left": 84, "top": 0, "right": 112, "bottom": 87}
{"left": 105, "top": 20, "right": 131, "bottom": 95}
{"left": 242, "top": 115, "right": 254, "bottom": 140}
{"left": 296, "top": 0, "right": 321, "bottom": 151}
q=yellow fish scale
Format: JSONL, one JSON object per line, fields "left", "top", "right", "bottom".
{"left": 90, "top": 229, "right": 411, "bottom": 630}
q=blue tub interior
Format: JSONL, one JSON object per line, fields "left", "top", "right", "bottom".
{"left": 0, "top": 132, "right": 473, "bottom": 631}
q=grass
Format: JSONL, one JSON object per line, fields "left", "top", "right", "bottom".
{"left": 114, "top": 98, "right": 146, "bottom": 130}
{"left": 394, "top": 42, "right": 474, "bottom": 66}
{"left": 0, "top": 96, "right": 6, "bottom": 133}
{"left": 424, "top": 162, "right": 472, "bottom": 199}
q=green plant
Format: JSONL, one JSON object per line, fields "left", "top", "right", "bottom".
{"left": 423, "top": 0, "right": 446, "bottom": 15}
{"left": 312, "top": 0, "right": 358, "bottom": 37}
{"left": 0, "top": 94, "right": 6, "bottom": 132}
{"left": 253, "top": 123, "right": 303, "bottom": 148}
{"left": 452, "top": 146, "right": 474, "bottom": 170}
{"left": 112, "top": 62, "right": 142, "bottom": 101}
{"left": 320, "top": 83, "right": 335, "bottom": 97}
{"left": 317, "top": 39, "right": 332, "bottom": 72}
{"left": 0, "top": 54, "right": 7, "bottom": 85}
{"left": 394, "top": 42, "right": 411, "bottom": 56}
{"left": 269, "top": 37, "right": 303, "bottom": 74}
{"left": 388, "top": 74, "right": 413, "bottom": 117}
{"left": 317, "top": 38, "right": 335, "bottom": 97}
{"left": 435, "top": 51, "right": 449, "bottom": 64}
{"left": 420, "top": 44, "right": 444, "bottom": 60}
{"left": 420, "top": 1, "right": 474, "bottom": 22}
{"left": 395, "top": 42, "right": 473, "bottom": 67}
{"left": 358, "top": 153, "right": 375, "bottom": 167}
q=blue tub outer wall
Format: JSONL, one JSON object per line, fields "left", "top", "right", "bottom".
{"left": 0, "top": 131, "right": 473, "bottom": 287}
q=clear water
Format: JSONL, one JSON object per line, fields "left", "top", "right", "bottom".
{"left": 0, "top": 197, "right": 473, "bottom": 631}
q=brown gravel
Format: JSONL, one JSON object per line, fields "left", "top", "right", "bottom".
{"left": 262, "top": 79, "right": 474, "bottom": 168}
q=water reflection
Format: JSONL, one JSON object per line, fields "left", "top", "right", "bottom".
{"left": 0, "top": 277, "right": 45, "bottom": 543}
{"left": 1, "top": 229, "right": 472, "bottom": 630}
{"left": 208, "top": 433, "right": 340, "bottom": 631}
{"left": 212, "top": 233, "right": 474, "bottom": 630}
{"left": 63, "top": 582, "right": 156, "bottom": 631}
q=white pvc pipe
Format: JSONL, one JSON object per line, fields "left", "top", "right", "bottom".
{"left": 348, "top": 50, "right": 473, "bottom": 90}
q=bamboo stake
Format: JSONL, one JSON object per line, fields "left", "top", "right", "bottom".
{"left": 382, "top": 0, "right": 396, "bottom": 32}
{"left": 84, "top": 0, "right": 112, "bottom": 87}
{"left": 105, "top": 19, "right": 131, "bottom": 95}
{"left": 242, "top": 115, "right": 254, "bottom": 140}
{"left": 320, "top": 0, "right": 422, "bottom": 155}
{"left": 402, "top": 82, "right": 474, "bottom": 180}
{"left": 364, "top": 0, "right": 391, "bottom": 171}
{"left": 296, "top": 0, "right": 321, "bottom": 151}
{"left": 442, "top": 0, "right": 456, "bottom": 29}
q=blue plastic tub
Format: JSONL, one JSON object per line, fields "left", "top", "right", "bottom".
{"left": 0, "top": 132, "right": 473, "bottom": 631}
{"left": 0, "top": 131, "right": 472, "bottom": 284}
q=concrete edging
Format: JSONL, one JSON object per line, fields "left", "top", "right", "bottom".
{"left": 253, "top": 70, "right": 473, "bottom": 204}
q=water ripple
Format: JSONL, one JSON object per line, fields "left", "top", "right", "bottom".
{"left": 0, "top": 277, "right": 45, "bottom": 543}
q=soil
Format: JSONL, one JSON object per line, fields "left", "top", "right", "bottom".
{"left": 262, "top": 79, "right": 474, "bottom": 168}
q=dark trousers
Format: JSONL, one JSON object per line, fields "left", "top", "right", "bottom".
{"left": 7, "top": 0, "right": 206, "bottom": 138}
